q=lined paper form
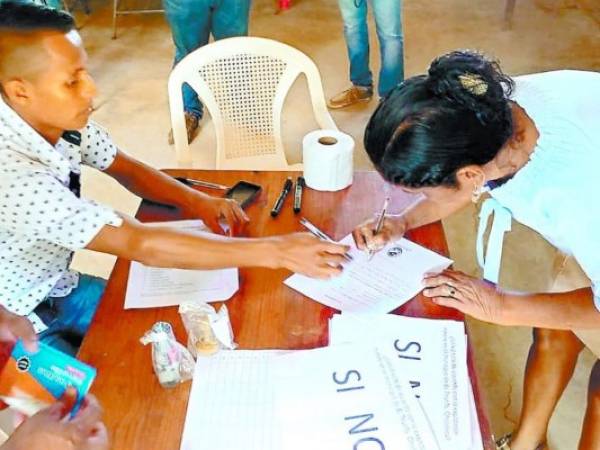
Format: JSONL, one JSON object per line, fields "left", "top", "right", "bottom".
{"left": 180, "top": 351, "right": 284, "bottom": 450}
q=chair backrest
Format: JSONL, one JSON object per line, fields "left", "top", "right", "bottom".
{"left": 168, "top": 37, "right": 337, "bottom": 170}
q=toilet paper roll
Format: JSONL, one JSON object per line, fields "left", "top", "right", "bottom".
{"left": 302, "top": 129, "right": 354, "bottom": 192}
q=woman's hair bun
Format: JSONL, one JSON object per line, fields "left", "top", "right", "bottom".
{"left": 427, "top": 50, "right": 514, "bottom": 124}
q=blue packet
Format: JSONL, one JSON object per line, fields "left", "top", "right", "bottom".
{"left": 0, "top": 340, "right": 96, "bottom": 417}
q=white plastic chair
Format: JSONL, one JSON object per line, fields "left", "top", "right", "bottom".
{"left": 168, "top": 37, "right": 338, "bottom": 170}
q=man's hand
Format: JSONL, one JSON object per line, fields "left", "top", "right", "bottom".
{"left": 183, "top": 195, "right": 249, "bottom": 236}
{"left": 422, "top": 269, "right": 506, "bottom": 324}
{"left": 269, "top": 233, "right": 350, "bottom": 279}
{"left": 2, "top": 390, "right": 108, "bottom": 450}
{"left": 0, "top": 306, "right": 37, "bottom": 352}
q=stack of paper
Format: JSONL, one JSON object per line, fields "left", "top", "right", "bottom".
{"left": 124, "top": 220, "right": 239, "bottom": 309}
{"left": 329, "top": 314, "right": 483, "bottom": 450}
{"left": 285, "top": 235, "right": 452, "bottom": 313}
{"left": 181, "top": 345, "right": 441, "bottom": 450}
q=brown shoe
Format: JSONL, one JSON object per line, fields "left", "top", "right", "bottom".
{"left": 168, "top": 112, "right": 200, "bottom": 145}
{"left": 328, "top": 85, "right": 373, "bottom": 109}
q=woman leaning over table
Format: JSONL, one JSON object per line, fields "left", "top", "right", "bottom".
{"left": 352, "top": 50, "right": 600, "bottom": 450}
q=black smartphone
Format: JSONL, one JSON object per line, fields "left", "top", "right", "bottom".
{"left": 224, "top": 181, "right": 262, "bottom": 208}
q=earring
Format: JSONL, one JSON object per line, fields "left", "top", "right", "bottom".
{"left": 471, "top": 185, "right": 483, "bottom": 203}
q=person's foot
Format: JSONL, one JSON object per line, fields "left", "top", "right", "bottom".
{"left": 496, "top": 433, "right": 549, "bottom": 450}
{"left": 327, "top": 85, "right": 373, "bottom": 109}
{"left": 168, "top": 112, "right": 200, "bottom": 145}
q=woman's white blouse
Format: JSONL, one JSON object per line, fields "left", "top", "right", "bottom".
{"left": 479, "top": 70, "right": 600, "bottom": 308}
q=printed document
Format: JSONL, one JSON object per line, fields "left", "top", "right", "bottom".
{"left": 285, "top": 235, "right": 452, "bottom": 313}
{"left": 124, "top": 220, "right": 239, "bottom": 309}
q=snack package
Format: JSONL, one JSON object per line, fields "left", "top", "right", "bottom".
{"left": 0, "top": 340, "right": 96, "bottom": 417}
{"left": 178, "top": 301, "right": 237, "bottom": 357}
{"left": 140, "top": 322, "right": 195, "bottom": 388}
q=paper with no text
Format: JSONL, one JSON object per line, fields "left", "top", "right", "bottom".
{"left": 124, "top": 220, "right": 239, "bottom": 309}
{"left": 180, "top": 351, "right": 283, "bottom": 450}
{"left": 285, "top": 234, "right": 452, "bottom": 313}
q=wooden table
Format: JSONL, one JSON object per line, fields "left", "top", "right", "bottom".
{"left": 78, "top": 170, "right": 493, "bottom": 450}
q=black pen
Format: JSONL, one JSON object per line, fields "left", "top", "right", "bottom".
{"left": 271, "top": 177, "right": 293, "bottom": 217}
{"left": 293, "top": 176, "right": 305, "bottom": 214}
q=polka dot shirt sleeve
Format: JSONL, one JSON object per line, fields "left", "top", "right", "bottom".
{"left": 0, "top": 172, "right": 123, "bottom": 251}
{"left": 80, "top": 121, "right": 118, "bottom": 171}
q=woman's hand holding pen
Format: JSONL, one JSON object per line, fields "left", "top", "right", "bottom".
{"left": 352, "top": 215, "right": 408, "bottom": 253}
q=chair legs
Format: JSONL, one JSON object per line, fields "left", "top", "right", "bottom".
{"left": 112, "top": 0, "right": 119, "bottom": 39}
{"left": 504, "top": 0, "right": 517, "bottom": 27}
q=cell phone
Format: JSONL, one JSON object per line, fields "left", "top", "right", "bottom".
{"left": 224, "top": 181, "right": 262, "bottom": 208}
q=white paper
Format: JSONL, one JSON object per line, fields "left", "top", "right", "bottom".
{"left": 275, "top": 345, "right": 439, "bottom": 450}
{"left": 285, "top": 235, "right": 452, "bottom": 313}
{"left": 181, "top": 346, "right": 439, "bottom": 450}
{"left": 328, "top": 314, "right": 481, "bottom": 450}
{"left": 124, "top": 220, "right": 239, "bottom": 309}
{"left": 180, "top": 351, "right": 284, "bottom": 450}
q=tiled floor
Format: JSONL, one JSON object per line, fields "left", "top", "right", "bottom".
{"left": 51, "top": 0, "right": 600, "bottom": 447}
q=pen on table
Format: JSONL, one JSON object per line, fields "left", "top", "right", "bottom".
{"left": 368, "top": 196, "right": 390, "bottom": 261}
{"left": 271, "top": 177, "right": 293, "bottom": 217}
{"left": 174, "top": 177, "right": 230, "bottom": 190}
{"left": 293, "top": 176, "right": 305, "bottom": 214}
{"left": 299, "top": 217, "right": 353, "bottom": 262}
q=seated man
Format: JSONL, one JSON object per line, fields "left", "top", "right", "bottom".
{"left": 0, "top": 2, "right": 348, "bottom": 355}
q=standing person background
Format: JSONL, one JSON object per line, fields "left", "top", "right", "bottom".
{"left": 328, "top": 0, "right": 404, "bottom": 109}
{"left": 163, "top": 0, "right": 252, "bottom": 144}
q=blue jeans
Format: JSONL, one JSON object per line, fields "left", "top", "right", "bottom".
{"left": 163, "top": 0, "right": 252, "bottom": 119}
{"left": 338, "top": 0, "right": 404, "bottom": 97}
{"left": 37, "top": 275, "right": 106, "bottom": 356}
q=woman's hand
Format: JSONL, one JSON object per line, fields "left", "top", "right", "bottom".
{"left": 352, "top": 215, "right": 407, "bottom": 253}
{"left": 422, "top": 269, "right": 506, "bottom": 324}
{"left": 183, "top": 195, "right": 249, "bottom": 236}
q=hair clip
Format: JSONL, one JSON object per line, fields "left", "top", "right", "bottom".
{"left": 458, "top": 73, "right": 488, "bottom": 96}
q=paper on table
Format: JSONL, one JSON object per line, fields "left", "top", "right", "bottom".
{"left": 180, "top": 346, "right": 438, "bottom": 450}
{"left": 285, "top": 234, "right": 452, "bottom": 313}
{"left": 124, "top": 220, "right": 239, "bottom": 309}
{"left": 275, "top": 345, "right": 439, "bottom": 450}
{"left": 180, "top": 351, "right": 284, "bottom": 450}
{"left": 329, "top": 314, "right": 478, "bottom": 450}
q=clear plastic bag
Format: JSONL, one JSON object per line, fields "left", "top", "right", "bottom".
{"left": 140, "top": 322, "right": 195, "bottom": 388}
{"left": 178, "top": 301, "right": 237, "bottom": 358}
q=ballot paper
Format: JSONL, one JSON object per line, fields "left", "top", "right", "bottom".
{"left": 329, "top": 314, "right": 483, "bottom": 450}
{"left": 124, "top": 220, "right": 239, "bottom": 309}
{"left": 285, "top": 235, "right": 452, "bottom": 313}
{"left": 180, "top": 346, "right": 438, "bottom": 450}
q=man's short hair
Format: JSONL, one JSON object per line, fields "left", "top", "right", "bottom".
{"left": 0, "top": 1, "right": 76, "bottom": 88}
{"left": 0, "top": 1, "right": 75, "bottom": 33}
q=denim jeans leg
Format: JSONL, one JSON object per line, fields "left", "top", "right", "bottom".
{"left": 39, "top": 275, "right": 107, "bottom": 356}
{"left": 338, "top": 0, "right": 372, "bottom": 88}
{"left": 211, "top": 0, "right": 251, "bottom": 40}
{"left": 371, "top": 0, "right": 404, "bottom": 97}
{"left": 163, "top": 0, "right": 212, "bottom": 119}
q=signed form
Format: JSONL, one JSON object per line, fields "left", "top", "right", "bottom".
{"left": 285, "top": 235, "right": 452, "bottom": 313}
